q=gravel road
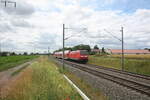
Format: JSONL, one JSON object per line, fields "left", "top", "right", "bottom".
{"left": 0, "top": 61, "right": 33, "bottom": 98}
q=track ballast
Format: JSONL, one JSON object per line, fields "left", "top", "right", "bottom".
{"left": 57, "top": 59, "right": 150, "bottom": 97}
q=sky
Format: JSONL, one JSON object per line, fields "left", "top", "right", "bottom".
{"left": 0, "top": 0, "right": 150, "bottom": 53}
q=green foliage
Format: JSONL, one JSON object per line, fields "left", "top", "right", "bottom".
{"left": 23, "top": 52, "right": 28, "bottom": 55}
{"left": 94, "top": 45, "right": 99, "bottom": 49}
{"left": 144, "top": 48, "right": 150, "bottom": 51}
{"left": 89, "top": 51, "right": 96, "bottom": 55}
{"left": 0, "top": 52, "right": 18, "bottom": 56}
{"left": 72, "top": 44, "right": 91, "bottom": 52}
{"left": 54, "top": 47, "right": 72, "bottom": 52}
{"left": 101, "top": 47, "right": 105, "bottom": 53}
{"left": 54, "top": 44, "right": 91, "bottom": 53}
{"left": 88, "top": 55, "right": 150, "bottom": 75}
{"left": 0, "top": 52, "right": 10, "bottom": 56}
{"left": 3, "top": 57, "right": 82, "bottom": 100}
{"left": 0, "top": 55, "right": 38, "bottom": 71}
{"left": 30, "top": 59, "right": 82, "bottom": 100}
{"left": 10, "top": 52, "right": 16, "bottom": 56}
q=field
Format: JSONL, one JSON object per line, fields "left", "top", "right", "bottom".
{"left": 0, "top": 56, "right": 82, "bottom": 100}
{"left": 111, "top": 54, "right": 150, "bottom": 59}
{"left": 0, "top": 55, "right": 38, "bottom": 72}
{"left": 88, "top": 54, "right": 150, "bottom": 75}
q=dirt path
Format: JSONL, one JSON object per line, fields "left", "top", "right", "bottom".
{"left": 0, "top": 61, "right": 33, "bottom": 97}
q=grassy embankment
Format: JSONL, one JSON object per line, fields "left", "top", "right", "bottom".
{"left": 0, "top": 55, "right": 38, "bottom": 72}
{"left": 88, "top": 54, "right": 150, "bottom": 75}
{"left": 65, "top": 71, "right": 107, "bottom": 100}
{"left": 1, "top": 56, "right": 82, "bottom": 100}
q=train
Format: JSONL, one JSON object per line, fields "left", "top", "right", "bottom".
{"left": 54, "top": 50, "right": 89, "bottom": 63}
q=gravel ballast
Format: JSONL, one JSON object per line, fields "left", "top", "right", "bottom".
{"left": 55, "top": 59, "right": 150, "bottom": 100}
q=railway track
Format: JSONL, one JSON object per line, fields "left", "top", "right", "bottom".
{"left": 56, "top": 59, "right": 150, "bottom": 97}
{"left": 87, "top": 64, "right": 150, "bottom": 80}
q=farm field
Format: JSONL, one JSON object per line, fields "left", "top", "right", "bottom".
{"left": 111, "top": 54, "right": 150, "bottom": 59}
{"left": 0, "top": 55, "right": 38, "bottom": 72}
{"left": 88, "top": 55, "right": 150, "bottom": 75}
{"left": 0, "top": 56, "right": 82, "bottom": 100}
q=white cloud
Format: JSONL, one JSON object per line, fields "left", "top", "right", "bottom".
{"left": 0, "top": 0, "right": 150, "bottom": 53}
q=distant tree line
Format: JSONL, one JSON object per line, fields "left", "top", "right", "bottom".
{"left": 0, "top": 52, "right": 16, "bottom": 56}
{"left": 55, "top": 44, "right": 91, "bottom": 52}
{"left": 54, "top": 44, "right": 108, "bottom": 55}
{"left": 144, "top": 48, "right": 150, "bottom": 51}
{"left": 54, "top": 43, "right": 112, "bottom": 56}
{"left": 0, "top": 52, "right": 40, "bottom": 57}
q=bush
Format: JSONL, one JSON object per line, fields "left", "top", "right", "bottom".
{"left": 0, "top": 52, "right": 10, "bottom": 56}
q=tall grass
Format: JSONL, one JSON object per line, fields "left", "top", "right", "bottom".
{"left": 1, "top": 57, "right": 82, "bottom": 100}
{"left": 0, "top": 55, "right": 38, "bottom": 71}
{"left": 88, "top": 55, "right": 150, "bottom": 75}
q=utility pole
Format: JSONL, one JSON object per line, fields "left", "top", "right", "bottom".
{"left": 121, "top": 27, "right": 124, "bottom": 71}
{"left": 63, "top": 24, "right": 65, "bottom": 69}
{"left": 62, "top": 24, "right": 86, "bottom": 69}
{"left": 1, "top": 0, "right": 16, "bottom": 8}
{"left": 48, "top": 47, "right": 50, "bottom": 56}
{"left": 104, "top": 27, "right": 125, "bottom": 71}
{"left": 0, "top": 41, "right": 1, "bottom": 56}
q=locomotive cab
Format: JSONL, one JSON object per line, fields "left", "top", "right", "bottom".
{"left": 68, "top": 50, "right": 88, "bottom": 63}
{"left": 79, "top": 50, "right": 89, "bottom": 63}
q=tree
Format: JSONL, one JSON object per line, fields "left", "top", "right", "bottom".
{"left": 30, "top": 52, "right": 34, "bottom": 55}
{"left": 54, "top": 44, "right": 91, "bottom": 53}
{"left": 11, "top": 52, "right": 16, "bottom": 56}
{"left": 144, "top": 48, "right": 150, "bottom": 51}
{"left": 54, "top": 47, "right": 72, "bottom": 52}
{"left": 35, "top": 53, "right": 39, "bottom": 55}
{"left": 0, "top": 52, "right": 9, "bottom": 56}
{"left": 102, "top": 47, "right": 105, "bottom": 53}
{"left": 94, "top": 45, "right": 99, "bottom": 49}
{"left": 72, "top": 44, "right": 91, "bottom": 52}
{"left": 23, "top": 52, "right": 28, "bottom": 55}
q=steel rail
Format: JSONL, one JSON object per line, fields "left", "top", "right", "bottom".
{"left": 87, "top": 64, "right": 150, "bottom": 80}
{"left": 56, "top": 59, "right": 150, "bottom": 96}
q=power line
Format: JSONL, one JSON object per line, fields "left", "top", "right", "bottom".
{"left": 62, "top": 24, "right": 87, "bottom": 69}
{"left": 121, "top": 27, "right": 124, "bottom": 71}
{"left": 1, "top": 0, "right": 16, "bottom": 8}
{"left": 104, "top": 29, "right": 121, "bottom": 41}
{"left": 104, "top": 27, "right": 125, "bottom": 71}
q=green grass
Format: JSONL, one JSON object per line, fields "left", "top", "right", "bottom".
{"left": 88, "top": 55, "right": 150, "bottom": 75}
{"left": 65, "top": 71, "right": 106, "bottom": 100}
{"left": 50, "top": 56, "right": 106, "bottom": 100}
{"left": 1, "top": 56, "right": 82, "bottom": 100}
{"left": 0, "top": 55, "right": 38, "bottom": 71}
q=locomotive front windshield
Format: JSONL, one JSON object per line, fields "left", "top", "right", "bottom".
{"left": 80, "top": 50, "right": 88, "bottom": 55}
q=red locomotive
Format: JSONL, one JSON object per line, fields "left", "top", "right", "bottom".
{"left": 54, "top": 50, "right": 88, "bottom": 63}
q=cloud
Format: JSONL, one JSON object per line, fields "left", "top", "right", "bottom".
{"left": 0, "top": 0, "right": 35, "bottom": 16}
{"left": 0, "top": 23, "right": 13, "bottom": 33}
{"left": 0, "top": 0, "right": 150, "bottom": 53}
{"left": 11, "top": 19, "right": 31, "bottom": 28}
